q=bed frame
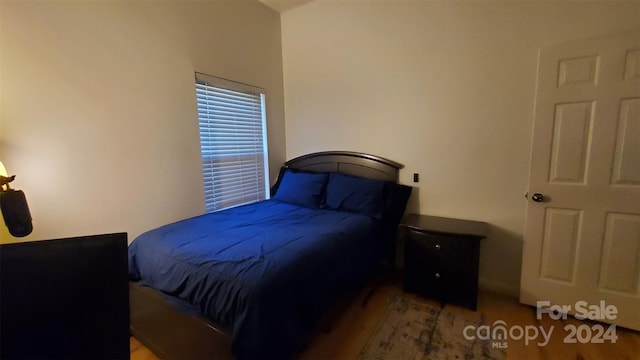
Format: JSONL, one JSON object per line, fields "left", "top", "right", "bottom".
{"left": 129, "top": 151, "right": 404, "bottom": 360}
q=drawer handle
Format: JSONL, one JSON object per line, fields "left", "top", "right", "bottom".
{"left": 435, "top": 272, "right": 441, "bottom": 279}
{"left": 435, "top": 244, "right": 441, "bottom": 250}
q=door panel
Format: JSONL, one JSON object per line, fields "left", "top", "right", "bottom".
{"left": 557, "top": 55, "right": 599, "bottom": 87}
{"left": 540, "top": 208, "right": 581, "bottom": 283}
{"left": 624, "top": 49, "right": 640, "bottom": 79}
{"left": 612, "top": 98, "right": 640, "bottom": 185}
{"left": 521, "top": 30, "right": 640, "bottom": 330}
{"left": 599, "top": 213, "right": 640, "bottom": 295}
{"left": 549, "top": 102, "right": 594, "bottom": 184}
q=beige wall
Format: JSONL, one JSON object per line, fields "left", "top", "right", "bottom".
{"left": 282, "top": 0, "right": 639, "bottom": 295}
{"left": 0, "top": 0, "right": 285, "bottom": 243}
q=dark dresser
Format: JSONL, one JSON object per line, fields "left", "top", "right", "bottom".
{"left": 400, "top": 214, "right": 486, "bottom": 311}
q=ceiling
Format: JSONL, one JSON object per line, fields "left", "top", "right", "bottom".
{"left": 259, "top": 0, "right": 314, "bottom": 13}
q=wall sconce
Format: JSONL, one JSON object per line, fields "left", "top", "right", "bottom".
{"left": 0, "top": 161, "right": 33, "bottom": 237}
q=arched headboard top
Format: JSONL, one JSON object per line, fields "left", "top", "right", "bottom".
{"left": 284, "top": 151, "right": 404, "bottom": 183}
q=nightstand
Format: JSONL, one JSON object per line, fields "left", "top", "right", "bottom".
{"left": 400, "top": 214, "right": 486, "bottom": 311}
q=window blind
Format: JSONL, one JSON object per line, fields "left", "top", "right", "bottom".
{"left": 195, "top": 74, "right": 269, "bottom": 213}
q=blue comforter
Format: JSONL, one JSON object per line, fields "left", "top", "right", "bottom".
{"left": 128, "top": 200, "right": 385, "bottom": 359}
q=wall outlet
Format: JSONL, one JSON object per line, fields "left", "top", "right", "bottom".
{"left": 413, "top": 173, "right": 419, "bottom": 183}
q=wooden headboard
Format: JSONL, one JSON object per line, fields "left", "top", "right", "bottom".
{"left": 284, "top": 151, "right": 404, "bottom": 183}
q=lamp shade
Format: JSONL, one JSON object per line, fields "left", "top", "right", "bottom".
{"left": 0, "top": 161, "right": 7, "bottom": 177}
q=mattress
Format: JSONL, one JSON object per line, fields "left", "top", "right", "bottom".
{"left": 128, "top": 200, "right": 385, "bottom": 359}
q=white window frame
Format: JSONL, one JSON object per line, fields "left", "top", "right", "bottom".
{"left": 195, "top": 72, "right": 269, "bottom": 213}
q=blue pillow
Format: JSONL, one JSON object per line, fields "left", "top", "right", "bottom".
{"left": 272, "top": 169, "right": 328, "bottom": 208}
{"left": 325, "top": 172, "right": 386, "bottom": 219}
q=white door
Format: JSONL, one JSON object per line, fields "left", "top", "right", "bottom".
{"left": 521, "top": 30, "right": 640, "bottom": 331}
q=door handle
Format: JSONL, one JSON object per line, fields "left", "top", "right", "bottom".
{"left": 531, "top": 193, "right": 544, "bottom": 202}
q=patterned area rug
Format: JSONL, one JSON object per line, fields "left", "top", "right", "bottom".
{"left": 360, "top": 297, "right": 506, "bottom": 360}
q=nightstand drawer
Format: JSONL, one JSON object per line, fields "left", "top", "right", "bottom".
{"left": 403, "top": 262, "right": 470, "bottom": 301}
{"left": 404, "top": 258, "right": 470, "bottom": 286}
{"left": 405, "top": 230, "right": 472, "bottom": 263}
{"left": 404, "top": 261, "right": 440, "bottom": 293}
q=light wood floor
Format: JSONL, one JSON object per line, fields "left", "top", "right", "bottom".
{"left": 130, "top": 274, "right": 640, "bottom": 360}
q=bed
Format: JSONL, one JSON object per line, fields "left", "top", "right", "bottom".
{"left": 128, "top": 151, "right": 411, "bottom": 359}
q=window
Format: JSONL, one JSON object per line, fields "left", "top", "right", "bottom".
{"left": 195, "top": 72, "right": 269, "bottom": 213}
